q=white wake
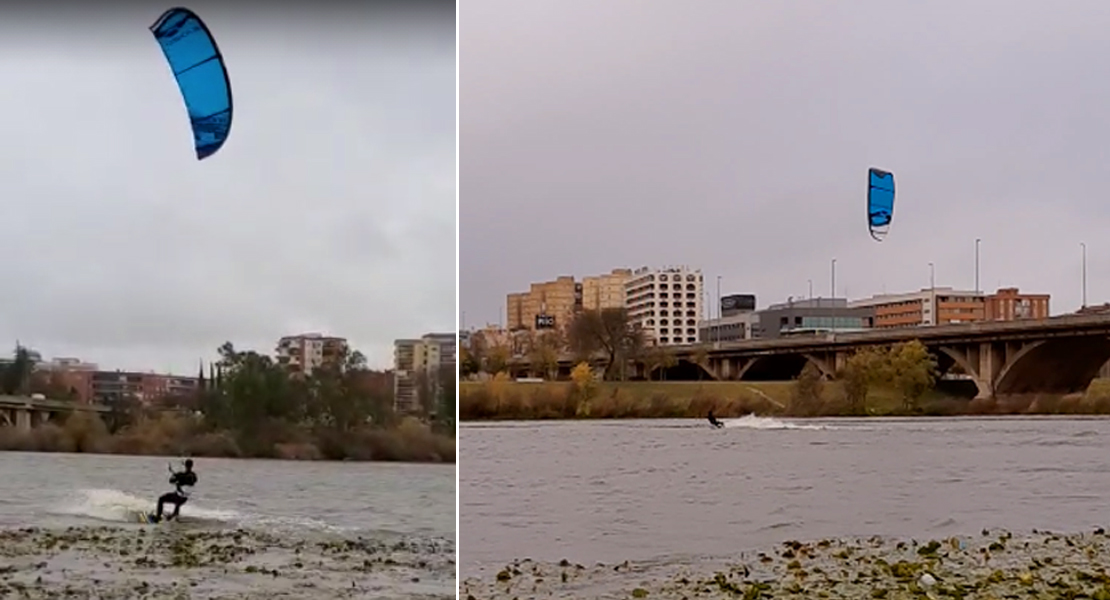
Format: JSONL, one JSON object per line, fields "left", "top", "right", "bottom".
{"left": 722, "top": 414, "right": 828, "bottom": 431}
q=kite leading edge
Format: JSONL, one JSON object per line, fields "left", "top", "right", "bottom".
{"left": 867, "top": 167, "right": 895, "bottom": 242}
{"left": 150, "top": 7, "right": 233, "bottom": 160}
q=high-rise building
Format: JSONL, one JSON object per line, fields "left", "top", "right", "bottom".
{"left": 581, "top": 268, "right": 632, "bottom": 311}
{"left": 625, "top": 266, "right": 704, "bottom": 346}
{"left": 393, "top": 333, "right": 457, "bottom": 414}
{"left": 275, "top": 333, "right": 349, "bottom": 375}
{"left": 506, "top": 276, "right": 581, "bottom": 332}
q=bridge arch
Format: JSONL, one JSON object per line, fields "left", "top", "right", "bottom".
{"left": 738, "top": 354, "right": 808, "bottom": 381}
{"left": 801, "top": 353, "right": 836, "bottom": 379}
{"left": 656, "top": 359, "right": 713, "bottom": 381}
{"left": 933, "top": 346, "right": 990, "bottom": 398}
{"left": 995, "top": 337, "right": 1110, "bottom": 395}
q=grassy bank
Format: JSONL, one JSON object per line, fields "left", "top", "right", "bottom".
{"left": 0, "top": 410, "right": 455, "bottom": 463}
{"left": 460, "top": 379, "right": 1110, "bottom": 421}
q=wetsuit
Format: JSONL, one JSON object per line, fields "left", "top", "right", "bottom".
{"left": 155, "top": 460, "right": 197, "bottom": 522}
{"left": 708, "top": 411, "right": 723, "bottom": 428}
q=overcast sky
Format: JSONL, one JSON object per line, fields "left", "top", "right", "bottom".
{"left": 0, "top": 1, "right": 455, "bottom": 374}
{"left": 461, "top": 0, "right": 1110, "bottom": 327}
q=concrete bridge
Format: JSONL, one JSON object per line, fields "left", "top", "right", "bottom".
{"left": 508, "top": 313, "right": 1110, "bottom": 399}
{"left": 0, "top": 396, "right": 111, "bottom": 431}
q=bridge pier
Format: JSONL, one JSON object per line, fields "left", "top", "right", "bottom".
{"left": 14, "top": 408, "right": 30, "bottom": 431}
{"left": 934, "top": 338, "right": 1110, "bottom": 399}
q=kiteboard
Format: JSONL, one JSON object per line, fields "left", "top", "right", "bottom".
{"left": 134, "top": 510, "right": 161, "bottom": 524}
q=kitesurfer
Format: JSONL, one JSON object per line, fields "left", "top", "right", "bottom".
{"left": 707, "top": 410, "right": 724, "bottom": 428}
{"left": 154, "top": 459, "right": 197, "bottom": 522}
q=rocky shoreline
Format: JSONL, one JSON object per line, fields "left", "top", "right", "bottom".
{"left": 462, "top": 528, "right": 1110, "bottom": 599}
{"left": 0, "top": 525, "right": 455, "bottom": 599}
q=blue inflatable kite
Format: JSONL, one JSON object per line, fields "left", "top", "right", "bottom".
{"left": 867, "top": 167, "right": 895, "bottom": 241}
{"left": 150, "top": 7, "right": 233, "bottom": 160}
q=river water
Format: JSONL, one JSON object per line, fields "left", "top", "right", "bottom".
{"left": 461, "top": 415, "right": 1110, "bottom": 578}
{"left": 0, "top": 452, "right": 455, "bottom": 599}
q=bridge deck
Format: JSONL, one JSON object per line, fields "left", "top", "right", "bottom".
{"left": 0, "top": 395, "right": 111, "bottom": 413}
{"left": 529, "top": 312, "right": 1110, "bottom": 364}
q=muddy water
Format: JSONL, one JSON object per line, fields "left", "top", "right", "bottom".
{"left": 461, "top": 415, "right": 1110, "bottom": 577}
{"left": 0, "top": 452, "right": 455, "bottom": 599}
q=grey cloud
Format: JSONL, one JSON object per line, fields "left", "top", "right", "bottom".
{"left": 0, "top": 0, "right": 456, "bottom": 373}
{"left": 462, "top": 0, "right": 1110, "bottom": 325}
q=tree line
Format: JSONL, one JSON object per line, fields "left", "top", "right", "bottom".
{"left": 460, "top": 307, "right": 703, "bottom": 381}
{"left": 0, "top": 341, "right": 456, "bottom": 437}
{"left": 462, "top": 308, "right": 940, "bottom": 411}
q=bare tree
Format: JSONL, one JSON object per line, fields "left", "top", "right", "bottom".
{"left": 567, "top": 308, "right": 646, "bottom": 381}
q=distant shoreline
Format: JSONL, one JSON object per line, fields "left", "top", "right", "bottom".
{"left": 459, "top": 380, "right": 1110, "bottom": 421}
{"left": 0, "top": 411, "right": 456, "bottom": 464}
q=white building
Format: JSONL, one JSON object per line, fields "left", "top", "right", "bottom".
{"left": 274, "top": 333, "right": 349, "bottom": 375}
{"left": 393, "top": 333, "right": 457, "bottom": 413}
{"left": 625, "top": 266, "right": 704, "bottom": 346}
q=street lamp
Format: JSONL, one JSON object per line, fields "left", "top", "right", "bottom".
{"left": 831, "top": 258, "right": 837, "bottom": 299}
{"left": 928, "top": 262, "right": 935, "bottom": 291}
{"left": 715, "top": 275, "right": 722, "bottom": 345}
{"left": 975, "top": 238, "right": 981, "bottom": 294}
{"left": 808, "top": 279, "right": 813, "bottom": 301}
{"left": 1081, "top": 242, "right": 1088, "bottom": 308}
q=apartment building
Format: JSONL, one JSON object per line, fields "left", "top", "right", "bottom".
{"left": 506, "top": 276, "right": 581, "bottom": 332}
{"left": 625, "top": 266, "right": 704, "bottom": 346}
{"left": 275, "top": 333, "right": 349, "bottom": 375}
{"left": 581, "top": 268, "right": 632, "bottom": 311}
{"left": 847, "top": 286, "right": 1051, "bottom": 329}
{"left": 393, "top": 333, "right": 457, "bottom": 414}
{"left": 848, "top": 287, "right": 985, "bottom": 328}
{"left": 985, "top": 287, "right": 1050, "bottom": 321}
{"left": 60, "top": 370, "right": 200, "bottom": 405}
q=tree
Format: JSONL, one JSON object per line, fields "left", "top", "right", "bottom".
{"left": 484, "top": 343, "right": 511, "bottom": 376}
{"left": 885, "top": 341, "right": 938, "bottom": 412}
{"left": 567, "top": 308, "right": 646, "bottom": 381}
{"left": 791, "top": 362, "right": 825, "bottom": 416}
{"left": 204, "top": 342, "right": 301, "bottom": 431}
{"left": 460, "top": 345, "right": 480, "bottom": 378}
{"left": 527, "top": 331, "right": 561, "bottom": 380}
{"left": 1, "top": 344, "right": 37, "bottom": 395}
{"left": 309, "top": 347, "right": 372, "bottom": 432}
{"left": 436, "top": 363, "right": 456, "bottom": 434}
{"left": 570, "top": 361, "right": 597, "bottom": 415}
{"left": 839, "top": 347, "right": 884, "bottom": 415}
{"left": 467, "top": 332, "right": 488, "bottom": 373}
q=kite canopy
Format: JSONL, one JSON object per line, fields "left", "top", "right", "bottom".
{"left": 150, "top": 7, "right": 233, "bottom": 160}
{"left": 867, "top": 167, "right": 896, "bottom": 241}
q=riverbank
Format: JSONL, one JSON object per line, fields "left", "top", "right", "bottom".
{"left": 460, "top": 379, "right": 1110, "bottom": 420}
{"left": 461, "top": 529, "right": 1110, "bottom": 599}
{"left": 0, "top": 411, "right": 455, "bottom": 463}
{"left": 1, "top": 525, "right": 454, "bottom": 600}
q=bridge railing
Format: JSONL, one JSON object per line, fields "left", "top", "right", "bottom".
{"left": 0, "top": 395, "right": 111, "bottom": 412}
{"left": 510, "top": 312, "right": 1110, "bottom": 365}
